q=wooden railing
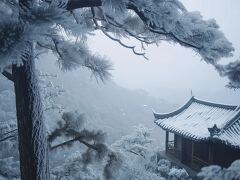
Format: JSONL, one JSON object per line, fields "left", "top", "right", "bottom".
{"left": 166, "top": 141, "right": 180, "bottom": 158}
{"left": 192, "top": 155, "right": 209, "bottom": 170}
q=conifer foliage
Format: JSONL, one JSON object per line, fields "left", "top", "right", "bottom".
{"left": 0, "top": 0, "right": 239, "bottom": 179}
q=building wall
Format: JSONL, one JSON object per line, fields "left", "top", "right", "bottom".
{"left": 213, "top": 142, "right": 240, "bottom": 167}
{"left": 166, "top": 132, "right": 240, "bottom": 171}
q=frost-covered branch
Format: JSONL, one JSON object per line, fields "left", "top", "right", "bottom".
{"left": 215, "top": 61, "right": 240, "bottom": 89}
{"left": 65, "top": 0, "right": 239, "bottom": 86}
{"left": 48, "top": 111, "right": 106, "bottom": 152}
{"left": 101, "top": 28, "right": 148, "bottom": 59}
{"left": 112, "top": 125, "right": 152, "bottom": 159}
{"left": 51, "top": 38, "right": 112, "bottom": 81}
{"left": 38, "top": 72, "right": 65, "bottom": 112}
{"left": 49, "top": 111, "right": 123, "bottom": 179}
{"left": 50, "top": 136, "right": 99, "bottom": 151}
{"left": 0, "top": 134, "right": 16, "bottom": 143}
{"left": 0, "top": 0, "right": 238, "bottom": 88}
{"left": 67, "top": 0, "right": 102, "bottom": 10}
{"left": 128, "top": 149, "right": 145, "bottom": 158}
{"left": 67, "top": 0, "right": 234, "bottom": 62}
{"left": 1, "top": 129, "right": 17, "bottom": 136}
{"left": 100, "top": 12, "right": 155, "bottom": 44}
{"left": 1, "top": 70, "right": 14, "bottom": 82}
{"left": 0, "top": 129, "right": 17, "bottom": 143}
{"left": 91, "top": 7, "right": 148, "bottom": 60}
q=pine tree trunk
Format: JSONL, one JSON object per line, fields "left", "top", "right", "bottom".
{"left": 12, "top": 45, "right": 49, "bottom": 180}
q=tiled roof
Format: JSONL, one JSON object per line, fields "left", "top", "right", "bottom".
{"left": 218, "top": 112, "right": 240, "bottom": 148}
{"left": 154, "top": 96, "right": 240, "bottom": 148}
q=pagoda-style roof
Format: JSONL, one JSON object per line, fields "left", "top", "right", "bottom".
{"left": 154, "top": 96, "right": 240, "bottom": 148}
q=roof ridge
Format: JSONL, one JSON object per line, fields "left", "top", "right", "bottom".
{"left": 153, "top": 96, "right": 194, "bottom": 119}
{"left": 193, "top": 97, "right": 237, "bottom": 110}
{"left": 220, "top": 106, "right": 240, "bottom": 131}
{"left": 153, "top": 96, "right": 238, "bottom": 120}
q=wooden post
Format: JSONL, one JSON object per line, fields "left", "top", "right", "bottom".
{"left": 208, "top": 142, "right": 214, "bottom": 164}
{"left": 165, "top": 131, "right": 169, "bottom": 153}
{"left": 179, "top": 136, "right": 182, "bottom": 161}
{"left": 191, "top": 141, "right": 194, "bottom": 167}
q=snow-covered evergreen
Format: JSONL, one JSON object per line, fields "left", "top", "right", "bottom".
{"left": 0, "top": 0, "right": 238, "bottom": 85}
{"left": 0, "top": 0, "right": 239, "bottom": 179}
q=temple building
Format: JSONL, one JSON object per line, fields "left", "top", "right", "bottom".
{"left": 154, "top": 96, "right": 240, "bottom": 171}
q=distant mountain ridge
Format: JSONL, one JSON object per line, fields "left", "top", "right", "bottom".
{"left": 38, "top": 54, "right": 174, "bottom": 145}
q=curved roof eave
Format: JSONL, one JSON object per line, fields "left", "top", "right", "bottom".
{"left": 153, "top": 96, "right": 194, "bottom": 119}
{"left": 153, "top": 96, "right": 238, "bottom": 120}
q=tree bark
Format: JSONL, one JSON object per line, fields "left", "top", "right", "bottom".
{"left": 12, "top": 44, "right": 49, "bottom": 180}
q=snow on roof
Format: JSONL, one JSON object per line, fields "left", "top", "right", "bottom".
{"left": 218, "top": 112, "right": 240, "bottom": 148}
{"left": 154, "top": 96, "right": 240, "bottom": 148}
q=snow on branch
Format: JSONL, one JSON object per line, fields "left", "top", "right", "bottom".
{"left": 48, "top": 111, "right": 107, "bottom": 153}
{"left": 215, "top": 61, "right": 240, "bottom": 89}
{"left": 91, "top": 7, "right": 148, "bottom": 60}
{"left": 51, "top": 38, "right": 112, "bottom": 81}
{"left": 198, "top": 160, "right": 240, "bottom": 180}
{"left": 112, "top": 124, "right": 152, "bottom": 159}
{"left": 66, "top": 0, "right": 239, "bottom": 86}
{"left": 1, "top": 70, "right": 14, "bottom": 82}
{"left": 67, "top": 0, "right": 234, "bottom": 62}
{"left": 0, "top": 0, "right": 238, "bottom": 86}
{"left": 49, "top": 111, "right": 123, "bottom": 179}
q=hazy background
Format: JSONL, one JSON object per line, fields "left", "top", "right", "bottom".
{"left": 0, "top": 0, "right": 239, "bottom": 153}
{"left": 34, "top": 1, "right": 240, "bottom": 147}
{"left": 88, "top": 0, "right": 240, "bottom": 106}
{"left": 1, "top": 2, "right": 240, "bottom": 178}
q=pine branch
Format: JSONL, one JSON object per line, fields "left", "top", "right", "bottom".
{"left": 0, "top": 135, "right": 16, "bottom": 143}
{"left": 128, "top": 150, "right": 145, "bottom": 159}
{"left": 0, "top": 129, "right": 17, "bottom": 143}
{"left": 50, "top": 137, "right": 98, "bottom": 151}
{"left": 2, "top": 70, "right": 14, "bottom": 82}
{"left": 91, "top": 7, "right": 148, "bottom": 60}
{"left": 1, "top": 129, "right": 17, "bottom": 136}
{"left": 67, "top": 0, "right": 202, "bottom": 51}
{"left": 67, "top": 0, "right": 102, "bottom": 10}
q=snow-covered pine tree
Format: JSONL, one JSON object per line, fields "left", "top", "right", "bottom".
{"left": 0, "top": 72, "right": 65, "bottom": 179}
{"left": 0, "top": 0, "right": 238, "bottom": 179}
{"left": 49, "top": 111, "right": 122, "bottom": 180}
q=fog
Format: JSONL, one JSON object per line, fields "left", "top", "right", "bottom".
{"left": 88, "top": 0, "right": 240, "bottom": 106}
{"left": 1, "top": 1, "right": 240, "bottom": 179}
{"left": 34, "top": 0, "right": 240, "bottom": 147}
{"left": 34, "top": 0, "right": 240, "bottom": 148}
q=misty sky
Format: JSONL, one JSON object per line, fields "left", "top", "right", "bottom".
{"left": 88, "top": 0, "right": 240, "bottom": 105}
